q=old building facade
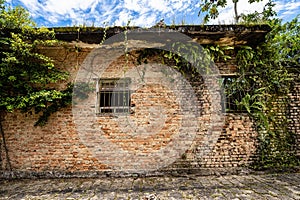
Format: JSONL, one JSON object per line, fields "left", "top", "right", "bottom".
{"left": 1, "top": 25, "right": 299, "bottom": 177}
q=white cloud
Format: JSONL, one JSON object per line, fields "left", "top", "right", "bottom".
{"left": 148, "top": 0, "right": 170, "bottom": 12}
{"left": 131, "top": 12, "right": 158, "bottom": 27}
{"left": 275, "top": 0, "right": 300, "bottom": 20}
{"left": 13, "top": 0, "right": 198, "bottom": 27}
{"left": 16, "top": 0, "right": 41, "bottom": 17}
{"left": 114, "top": 10, "right": 133, "bottom": 26}
{"left": 5, "top": 0, "right": 12, "bottom": 5}
{"left": 47, "top": 14, "right": 59, "bottom": 24}
{"left": 121, "top": 0, "right": 195, "bottom": 26}
{"left": 124, "top": 0, "right": 143, "bottom": 12}
{"left": 11, "top": 0, "right": 300, "bottom": 27}
{"left": 43, "top": 0, "right": 97, "bottom": 14}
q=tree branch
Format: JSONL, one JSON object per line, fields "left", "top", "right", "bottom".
{"left": 0, "top": 112, "right": 12, "bottom": 171}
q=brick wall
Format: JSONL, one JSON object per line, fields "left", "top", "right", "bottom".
{"left": 289, "top": 78, "right": 300, "bottom": 156}
{"left": 0, "top": 41, "right": 298, "bottom": 177}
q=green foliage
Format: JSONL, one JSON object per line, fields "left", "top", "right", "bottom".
{"left": 233, "top": 17, "right": 300, "bottom": 169}
{"left": 199, "top": 0, "right": 227, "bottom": 23}
{"left": 239, "top": 0, "right": 277, "bottom": 24}
{"left": 199, "top": 0, "right": 275, "bottom": 24}
{"left": 135, "top": 43, "right": 215, "bottom": 80}
{"left": 208, "top": 45, "right": 233, "bottom": 61}
{"left": 73, "top": 82, "right": 94, "bottom": 100}
{"left": 270, "top": 16, "right": 300, "bottom": 68}
{"left": 199, "top": 0, "right": 299, "bottom": 168}
{"left": 0, "top": 1, "right": 71, "bottom": 125}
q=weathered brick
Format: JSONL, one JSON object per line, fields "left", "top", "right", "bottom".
{"left": 0, "top": 39, "right": 299, "bottom": 176}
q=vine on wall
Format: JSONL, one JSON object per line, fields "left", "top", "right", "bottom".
{"left": 0, "top": 1, "right": 72, "bottom": 170}
{"left": 232, "top": 18, "right": 300, "bottom": 169}
{"left": 235, "top": 46, "right": 297, "bottom": 169}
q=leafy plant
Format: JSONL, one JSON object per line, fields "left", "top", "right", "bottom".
{"left": 234, "top": 17, "right": 300, "bottom": 169}
{"left": 0, "top": 1, "right": 72, "bottom": 170}
{"left": 199, "top": 0, "right": 299, "bottom": 168}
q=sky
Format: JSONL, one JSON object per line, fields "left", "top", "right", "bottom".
{"left": 5, "top": 0, "right": 300, "bottom": 27}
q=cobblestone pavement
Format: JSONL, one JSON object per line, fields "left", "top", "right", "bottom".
{"left": 0, "top": 173, "right": 300, "bottom": 200}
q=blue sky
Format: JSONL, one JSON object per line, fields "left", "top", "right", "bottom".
{"left": 5, "top": 0, "right": 300, "bottom": 27}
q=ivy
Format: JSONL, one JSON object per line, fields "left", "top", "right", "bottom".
{"left": 0, "top": 2, "right": 71, "bottom": 125}
{"left": 234, "top": 17, "right": 300, "bottom": 169}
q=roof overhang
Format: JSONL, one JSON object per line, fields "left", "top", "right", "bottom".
{"left": 53, "top": 25, "right": 271, "bottom": 47}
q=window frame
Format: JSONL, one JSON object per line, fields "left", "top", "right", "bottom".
{"left": 220, "top": 74, "right": 247, "bottom": 113}
{"left": 96, "top": 78, "right": 131, "bottom": 115}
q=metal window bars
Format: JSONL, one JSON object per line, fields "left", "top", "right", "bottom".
{"left": 96, "top": 78, "right": 131, "bottom": 114}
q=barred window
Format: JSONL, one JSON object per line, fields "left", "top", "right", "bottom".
{"left": 96, "top": 78, "right": 131, "bottom": 114}
{"left": 220, "top": 75, "right": 246, "bottom": 113}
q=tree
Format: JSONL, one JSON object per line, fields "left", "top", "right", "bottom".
{"left": 199, "top": 0, "right": 276, "bottom": 24}
{"left": 0, "top": 1, "right": 72, "bottom": 170}
{"left": 270, "top": 17, "right": 300, "bottom": 68}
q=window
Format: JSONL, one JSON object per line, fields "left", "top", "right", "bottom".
{"left": 220, "top": 75, "right": 246, "bottom": 113}
{"left": 96, "top": 78, "right": 131, "bottom": 114}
